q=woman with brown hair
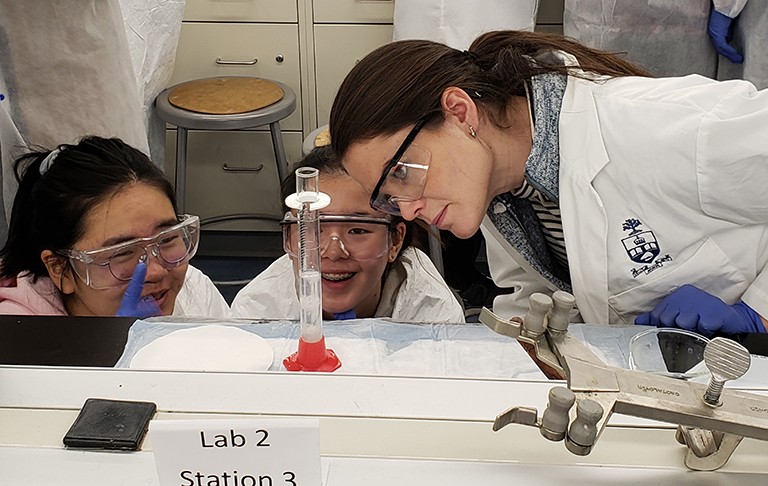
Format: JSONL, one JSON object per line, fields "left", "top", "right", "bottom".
{"left": 328, "top": 30, "right": 768, "bottom": 336}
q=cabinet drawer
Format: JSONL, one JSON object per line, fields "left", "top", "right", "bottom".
{"left": 314, "top": 0, "right": 394, "bottom": 23}
{"left": 165, "top": 130, "right": 304, "bottom": 231}
{"left": 314, "top": 24, "right": 393, "bottom": 125}
{"left": 170, "top": 23, "right": 302, "bottom": 131}
{"left": 183, "top": 0, "right": 298, "bottom": 22}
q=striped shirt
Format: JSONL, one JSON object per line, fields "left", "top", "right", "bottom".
{"left": 511, "top": 180, "right": 569, "bottom": 269}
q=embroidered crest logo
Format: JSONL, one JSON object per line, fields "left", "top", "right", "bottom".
{"left": 621, "top": 218, "right": 659, "bottom": 264}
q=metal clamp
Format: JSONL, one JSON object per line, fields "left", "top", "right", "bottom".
{"left": 481, "top": 291, "right": 768, "bottom": 471}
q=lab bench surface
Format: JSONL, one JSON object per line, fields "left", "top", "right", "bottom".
{"left": 2, "top": 367, "right": 768, "bottom": 485}
{"left": 3, "top": 316, "right": 768, "bottom": 484}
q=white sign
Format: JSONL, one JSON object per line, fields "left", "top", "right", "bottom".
{"left": 151, "top": 418, "right": 321, "bottom": 486}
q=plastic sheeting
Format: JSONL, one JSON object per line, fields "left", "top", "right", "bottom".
{"left": 116, "top": 318, "right": 547, "bottom": 379}
{"left": 717, "top": 0, "right": 768, "bottom": 89}
{"left": 114, "top": 319, "right": 768, "bottom": 388}
{"left": 564, "top": 0, "right": 768, "bottom": 88}
{"left": 563, "top": 0, "right": 717, "bottom": 78}
{"left": 0, "top": 0, "right": 183, "bottom": 244}
{"left": 118, "top": 0, "right": 185, "bottom": 164}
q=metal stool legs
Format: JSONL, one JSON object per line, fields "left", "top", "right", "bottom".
{"left": 175, "top": 127, "right": 189, "bottom": 212}
{"left": 269, "top": 121, "right": 289, "bottom": 183}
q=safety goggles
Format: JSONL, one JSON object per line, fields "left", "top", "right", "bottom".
{"left": 369, "top": 115, "right": 432, "bottom": 216}
{"left": 60, "top": 214, "right": 200, "bottom": 289}
{"left": 281, "top": 212, "right": 393, "bottom": 261}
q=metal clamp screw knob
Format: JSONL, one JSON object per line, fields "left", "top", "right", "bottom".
{"left": 702, "top": 337, "right": 750, "bottom": 407}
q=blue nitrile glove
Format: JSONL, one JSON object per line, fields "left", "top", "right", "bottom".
{"left": 116, "top": 261, "right": 161, "bottom": 318}
{"left": 332, "top": 309, "right": 357, "bottom": 320}
{"left": 708, "top": 10, "right": 743, "bottom": 63}
{"left": 635, "top": 284, "right": 765, "bottom": 337}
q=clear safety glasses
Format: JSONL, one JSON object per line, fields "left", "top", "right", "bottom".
{"left": 369, "top": 115, "right": 432, "bottom": 216}
{"left": 282, "top": 212, "right": 393, "bottom": 261}
{"left": 60, "top": 214, "right": 200, "bottom": 289}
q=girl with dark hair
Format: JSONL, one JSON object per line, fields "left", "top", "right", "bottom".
{"left": 0, "top": 136, "right": 229, "bottom": 318}
{"left": 231, "top": 146, "right": 464, "bottom": 322}
{"left": 329, "top": 30, "right": 768, "bottom": 336}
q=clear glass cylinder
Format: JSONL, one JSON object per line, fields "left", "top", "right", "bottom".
{"left": 296, "top": 166, "right": 320, "bottom": 203}
{"left": 295, "top": 167, "right": 323, "bottom": 343}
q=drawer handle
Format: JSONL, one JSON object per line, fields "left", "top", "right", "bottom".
{"left": 222, "top": 163, "right": 264, "bottom": 173}
{"left": 215, "top": 57, "right": 258, "bottom": 66}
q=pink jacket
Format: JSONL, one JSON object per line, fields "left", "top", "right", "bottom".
{"left": 0, "top": 273, "right": 67, "bottom": 315}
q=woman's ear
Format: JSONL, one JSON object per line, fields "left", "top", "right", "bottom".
{"left": 441, "top": 86, "right": 479, "bottom": 129}
{"left": 40, "top": 250, "right": 76, "bottom": 295}
{"left": 388, "top": 222, "right": 407, "bottom": 262}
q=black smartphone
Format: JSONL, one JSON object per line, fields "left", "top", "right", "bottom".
{"left": 63, "top": 398, "right": 157, "bottom": 451}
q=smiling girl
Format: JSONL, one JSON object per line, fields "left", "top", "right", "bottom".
{"left": 0, "top": 136, "right": 229, "bottom": 318}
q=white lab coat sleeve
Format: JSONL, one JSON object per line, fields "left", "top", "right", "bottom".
{"left": 172, "top": 265, "right": 231, "bottom": 318}
{"left": 697, "top": 79, "right": 768, "bottom": 318}
{"left": 230, "top": 255, "right": 301, "bottom": 320}
{"left": 697, "top": 80, "right": 768, "bottom": 224}
{"left": 713, "top": 0, "right": 749, "bottom": 18}
{"left": 390, "top": 247, "right": 465, "bottom": 323}
{"left": 393, "top": 0, "right": 538, "bottom": 49}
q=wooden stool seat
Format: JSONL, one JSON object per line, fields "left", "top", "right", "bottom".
{"left": 168, "top": 77, "right": 284, "bottom": 115}
{"left": 155, "top": 76, "right": 296, "bottom": 215}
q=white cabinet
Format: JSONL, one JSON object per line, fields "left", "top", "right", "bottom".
{"left": 183, "top": 0, "right": 298, "bottom": 22}
{"left": 313, "top": 0, "right": 394, "bottom": 23}
{"left": 313, "top": 24, "right": 393, "bottom": 126}
{"left": 310, "top": 0, "right": 394, "bottom": 127}
{"left": 164, "top": 130, "right": 304, "bottom": 231}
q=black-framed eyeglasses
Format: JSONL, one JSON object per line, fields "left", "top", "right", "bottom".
{"left": 369, "top": 115, "right": 433, "bottom": 216}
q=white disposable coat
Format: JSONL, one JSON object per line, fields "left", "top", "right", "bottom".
{"left": 393, "top": 0, "right": 538, "bottom": 49}
{"left": 173, "top": 265, "right": 231, "bottom": 319}
{"left": 717, "top": 0, "right": 768, "bottom": 89}
{"left": 231, "top": 247, "right": 465, "bottom": 323}
{"left": 0, "top": 0, "right": 183, "bottom": 244}
{"left": 484, "top": 57, "right": 768, "bottom": 325}
{"left": 564, "top": 0, "right": 766, "bottom": 88}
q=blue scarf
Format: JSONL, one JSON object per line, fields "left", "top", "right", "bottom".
{"left": 485, "top": 73, "right": 572, "bottom": 292}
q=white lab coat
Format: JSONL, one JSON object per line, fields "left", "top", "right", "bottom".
{"left": 173, "top": 265, "right": 231, "bottom": 319}
{"left": 484, "top": 61, "right": 768, "bottom": 325}
{"left": 231, "top": 248, "right": 465, "bottom": 323}
{"left": 393, "top": 0, "right": 538, "bottom": 49}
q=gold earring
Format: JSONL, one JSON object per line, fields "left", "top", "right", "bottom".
{"left": 468, "top": 125, "right": 477, "bottom": 138}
